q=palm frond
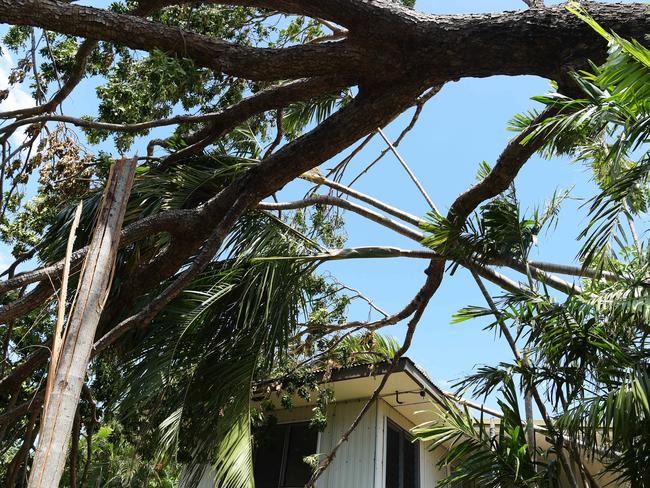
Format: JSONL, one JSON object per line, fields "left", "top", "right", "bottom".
{"left": 413, "top": 379, "right": 554, "bottom": 487}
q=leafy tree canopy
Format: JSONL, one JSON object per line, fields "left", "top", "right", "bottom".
{"left": 0, "top": 1, "right": 648, "bottom": 487}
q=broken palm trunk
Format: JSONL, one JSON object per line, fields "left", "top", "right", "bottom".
{"left": 28, "top": 157, "right": 137, "bottom": 488}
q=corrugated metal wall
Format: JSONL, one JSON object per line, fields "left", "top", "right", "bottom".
{"left": 374, "top": 399, "right": 446, "bottom": 488}
{"left": 317, "top": 399, "right": 379, "bottom": 488}
{"left": 419, "top": 440, "right": 447, "bottom": 487}
{"left": 192, "top": 399, "right": 446, "bottom": 487}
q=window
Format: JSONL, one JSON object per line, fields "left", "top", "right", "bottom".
{"left": 385, "top": 420, "right": 419, "bottom": 488}
{"left": 254, "top": 422, "right": 318, "bottom": 488}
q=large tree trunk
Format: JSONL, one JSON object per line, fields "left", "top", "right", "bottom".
{"left": 28, "top": 157, "right": 137, "bottom": 488}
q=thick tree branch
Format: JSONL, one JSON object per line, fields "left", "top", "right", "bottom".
{"left": 448, "top": 107, "right": 559, "bottom": 227}
{"left": 2, "top": 2, "right": 648, "bottom": 87}
{"left": 0, "top": 1, "right": 363, "bottom": 81}
{"left": 140, "top": 0, "right": 425, "bottom": 31}
{"left": 158, "top": 76, "right": 350, "bottom": 167}
{"left": 2, "top": 77, "right": 349, "bottom": 141}
{"left": 415, "top": 4, "right": 650, "bottom": 80}
{"left": 0, "top": 282, "right": 55, "bottom": 324}
{"left": 0, "top": 209, "right": 194, "bottom": 297}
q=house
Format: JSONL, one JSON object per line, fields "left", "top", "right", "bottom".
{"left": 196, "top": 357, "right": 619, "bottom": 488}
{"left": 250, "top": 357, "right": 450, "bottom": 488}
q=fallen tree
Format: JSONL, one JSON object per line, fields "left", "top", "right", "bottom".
{"left": 0, "top": 0, "right": 648, "bottom": 486}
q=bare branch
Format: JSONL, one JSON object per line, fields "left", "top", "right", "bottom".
{"left": 257, "top": 197, "right": 575, "bottom": 296}
{"left": 527, "top": 260, "right": 617, "bottom": 282}
{"left": 258, "top": 196, "right": 424, "bottom": 241}
{"left": 377, "top": 127, "right": 438, "bottom": 212}
{"left": 507, "top": 260, "right": 583, "bottom": 295}
{"left": 301, "top": 171, "right": 421, "bottom": 226}
{"left": 306, "top": 259, "right": 445, "bottom": 487}
{"left": 251, "top": 246, "right": 438, "bottom": 263}
{"left": 332, "top": 86, "right": 440, "bottom": 184}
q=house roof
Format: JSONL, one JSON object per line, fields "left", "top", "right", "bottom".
{"left": 260, "top": 357, "right": 449, "bottom": 427}
{"left": 321, "top": 357, "right": 446, "bottom": 403}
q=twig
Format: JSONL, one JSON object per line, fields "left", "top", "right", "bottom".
{"left": 263, "top": 109, "right": 284, "bottom": 158}
{"left": 347, "top": 87, "right": 441, "bottom": 188}
{"left": 377, "top": 127, "right": 438, "bottom": 212}
{"left": 329, "top": 278, "right": 389, "bottom": 318}
{"left": 326, "top": 132, "right": 376, "bottom": 182}
{"left": 470, "top": 270, "right": 580, "bottom": 488}
{"left": 306, "top": 260, "right": 444, "bottom": 487}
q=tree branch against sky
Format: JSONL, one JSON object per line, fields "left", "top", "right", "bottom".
{"left": 0, "top": 0, "right": 648, "bottom": 486}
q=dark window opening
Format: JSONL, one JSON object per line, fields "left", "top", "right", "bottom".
{"left": 386, "top": 420, "right": 419, "bottom": 488}
{"left": 254, "top": 422, "right": 318, "bottom": 488}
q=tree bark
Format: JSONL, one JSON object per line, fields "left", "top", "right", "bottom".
{"left": 0, "top": 3, "right": 647, "bottom": 474}
{"left": 0, "top": 1, "right": 648, "bottom": 83}
{"left": 27, "top": 157, "right": 137, "bottom": 488}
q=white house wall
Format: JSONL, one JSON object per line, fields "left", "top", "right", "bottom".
{"left": 194, "top": 397, "right": 446, "bottom": 488}
{"left": 271, "top": 399, "right": 379, "bottom": 487}
{"left": 374, "top": 399, "right": 446, "bottom": 488}
{"left": 271, "top": 398, "right": 446, "bottom": 488}
{"left": 316, "top": 399, "right": 379, "bottom": 488}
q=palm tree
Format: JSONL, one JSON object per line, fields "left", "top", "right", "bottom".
{"left": 415, "top": 5, "right": 650, "bottom": 486}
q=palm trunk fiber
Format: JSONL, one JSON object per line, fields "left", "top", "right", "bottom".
{"left": 28, "top": 157, "right": 137, "bottom": 488}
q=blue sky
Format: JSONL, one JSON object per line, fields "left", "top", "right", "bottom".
{"left": 311, "top": 75, "right": 592, "bottom": 393}
{"left": 0, "top": 0, "right": 624, "bottom": 407}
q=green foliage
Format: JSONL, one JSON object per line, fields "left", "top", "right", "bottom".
{"left": 417, "top": 11, "right": 650, "bottom": 487}
{"left": 558, "top": 371, "right": 650, "bottom": 485}
{"left": 330, "top": 332, "right": 401, "bottom": 366}
{"left": 514, "top": 4, "right": 650, "bottom": 269}
{"left": 63, "top": 422, "right": 180, "bottom": 487}
{"left": 421, "top": 181, "right": 567, "bottom": 269}
{"left": 414, "top": 380, "right": 558, "bottom": 487}
{"left": 0, "top": 2, "right": 382, "bottom": 486}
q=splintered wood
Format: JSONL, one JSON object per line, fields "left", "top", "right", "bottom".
{"left": 29, "top": 157, "right": 137, "bottom": 488}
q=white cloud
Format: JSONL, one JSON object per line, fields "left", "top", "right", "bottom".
{"left": 0, "top": 45, "right": 35, "bottom": 145}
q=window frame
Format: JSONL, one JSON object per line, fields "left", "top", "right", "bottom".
{"left": 385, "top": 418, "right": 420, "bottom": 488}
{"left": 254, "top": 421, "right": 319, "bottom": 488}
